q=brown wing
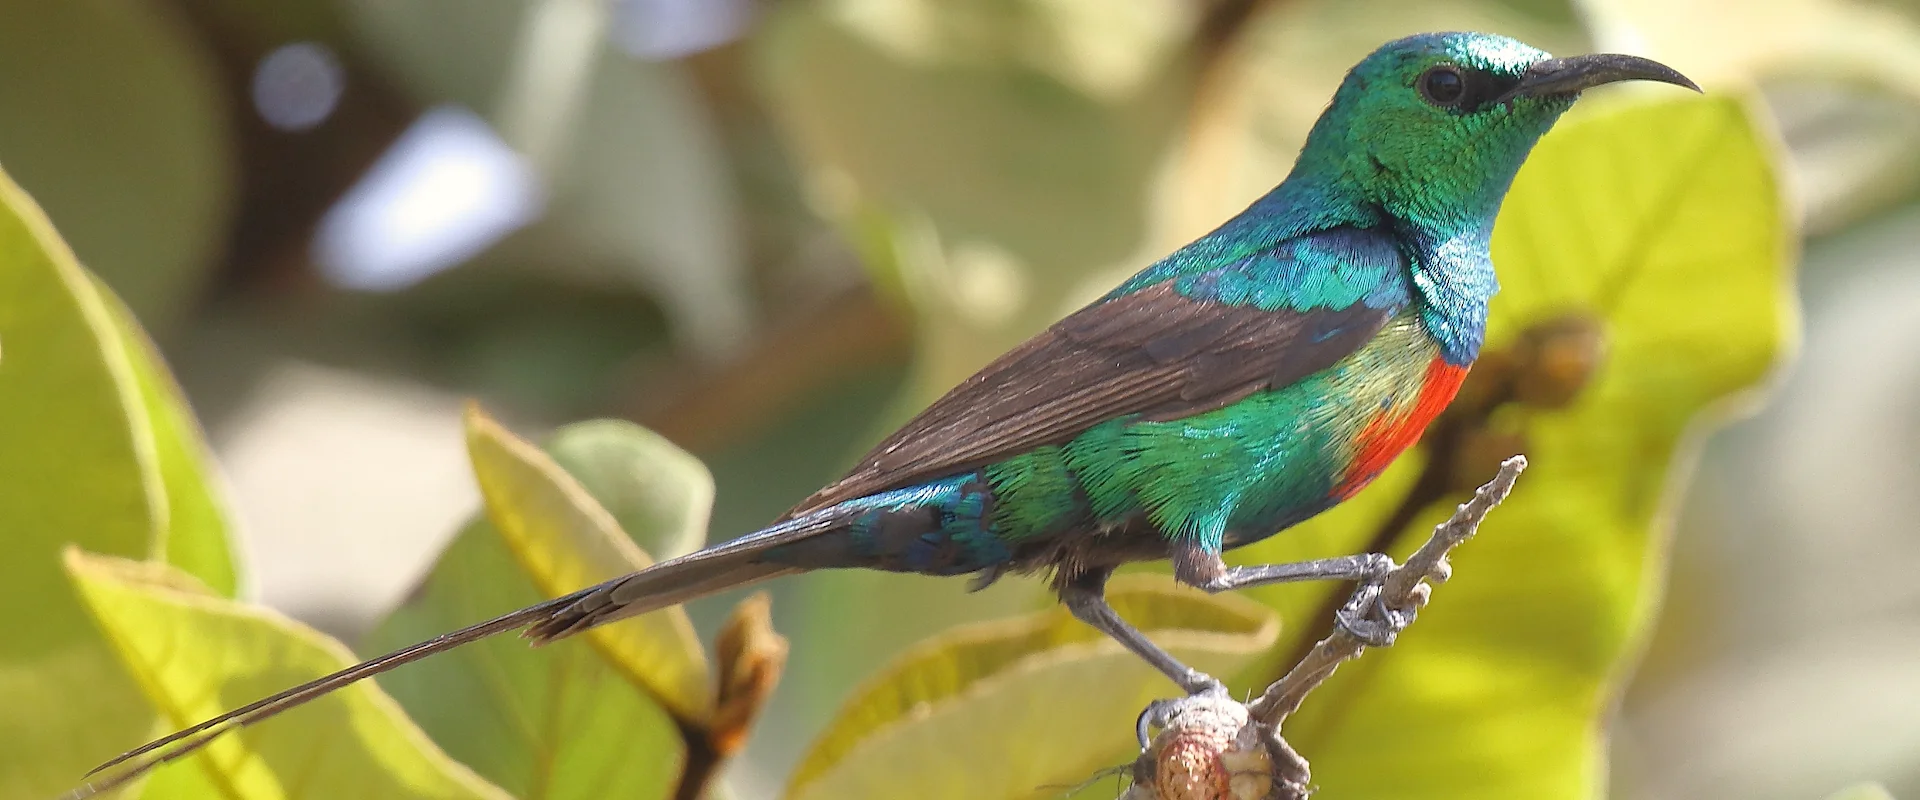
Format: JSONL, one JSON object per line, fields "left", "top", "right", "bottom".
{"left": 783, "top": 282, "right": 1396, "bottom": 517}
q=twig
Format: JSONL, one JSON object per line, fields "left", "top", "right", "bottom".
{"left": 1127, "top": 456, "right": 1528, "bottom": 800}
{"left": 1247, "top": 456, "right": 1526, "bottom": 726}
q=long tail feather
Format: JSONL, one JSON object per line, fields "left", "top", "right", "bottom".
{"left": 523, "top": 505, "right": 862, "bottom": 642}
{"left": 525, "top": 562, "right": 797, "bottom": 643}
{"left": 70, "top": 503, "right": 864, "bottom": 798}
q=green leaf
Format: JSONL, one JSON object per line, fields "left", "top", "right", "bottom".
{"left": 545, "top": 419, "right": 714, "bottom": 562}
{"left": 64, "top": 549, "right": 511, "bottom": 800}
{"left": 1225, "top": 95, "right": 1794, "bottom": 798}
{"left": 464, "top": 406, "right": 713, "bottom": 722}
{"left": 92, "top": 274, "right": 242, "bottom": 597}
{"left": 0, "top": 162, "right": 237, "bottom": 796}
{"left": 786, "top": 576, "right": 1278, "bottom": 800}
{"left": 363, "top": 417, "right": 720, "bottom": 800}
{"left": 362, "top": 519, "right": 686, "bottom": 800}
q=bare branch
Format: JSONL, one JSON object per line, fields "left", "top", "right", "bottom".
{"left": 1248, "top": 455, "right": 1526, "bottom": 726}
{"left": 1127, "top": 456, "right": 1528, "bottom": 800}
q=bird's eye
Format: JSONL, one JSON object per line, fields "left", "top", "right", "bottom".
{"left": 1418, "top": 65, "right": 1467, "bottom": 107}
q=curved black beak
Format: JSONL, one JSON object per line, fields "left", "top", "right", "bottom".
{"left": 1499, "top": 53, "right": 1700, "bottom": 102}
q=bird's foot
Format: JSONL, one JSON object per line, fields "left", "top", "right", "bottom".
{"left": 1332, "top": 558, "right": 1446, "bottom": 648}
{"left": 1334, "top": 588, "right": 1410, "bottom": 647}
{"left": 1135, "top": 673, "right": 1228, "bottom": 749}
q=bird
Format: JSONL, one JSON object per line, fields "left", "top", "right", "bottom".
{"left": 73, "top": 31, "right": 1697, "bottom": 796}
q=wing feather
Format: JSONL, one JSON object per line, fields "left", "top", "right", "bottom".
{"left": 785, "top": 257, "right": 1405, "bottom": 517}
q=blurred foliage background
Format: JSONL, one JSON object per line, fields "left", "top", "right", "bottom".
{"left": 2, "top": 0, "right": 1920, "bottom": 798}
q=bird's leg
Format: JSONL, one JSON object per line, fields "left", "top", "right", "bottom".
{"left": 1173, "top": 539, "right": 1396, "bottom": 593}
{"left": 1186, "top": 553, "right": 1397, "bottom": 591}
{"left": 1059, "top": 568, "right": 1226, "bottom": 697}
{"left": 1173, "top": 542, "right": 1412, "bottom": 646}
{"left": 1062, "top": 568, "right": 1228, "bottom": 751}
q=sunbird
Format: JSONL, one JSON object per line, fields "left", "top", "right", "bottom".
{"left": 76, "top": 31, "right": 1696, "bottom": 794}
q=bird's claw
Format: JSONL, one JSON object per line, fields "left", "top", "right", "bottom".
{"left": 1334, "top": 579, "right": 1429, "bottom": 647}
{"left": 1135, "top": 700, "right": 1173, "bottom": 750}
{"left": 1360, "top": 552, "right": 1399, "bottom": 581}
{"left": 1135, "top": 673, "right": 1227, "bottom": 749}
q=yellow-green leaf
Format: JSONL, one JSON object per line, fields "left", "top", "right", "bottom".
{"left": 0, "top": 162, "right": 236, "bottom": 796}
{"left": 787, "top": 576, "right": 1279, "bottom": 800}
{"left": 545, "top": 419, "right": 714, "bottom": 562}
{"left": 464, "top": 406, "right": 713, "bottom": 722}
{"left": 93, "top": 274, "right": 241, "bottom": 597}
{"left": 1226, "top": 94, "right": 1794, "bottom": 798}
{"left": 362, "top": 519, "right": 686, "bottom": 800}
{"left": 364, "top": 417, "right": 716, "bottom": 800}
{"left": 64, "top": 549, "right": 510, "bottom": 800}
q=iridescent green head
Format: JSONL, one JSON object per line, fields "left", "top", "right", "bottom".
{"left": 1294, "top": 32, "right": 1698, "bottom": 233}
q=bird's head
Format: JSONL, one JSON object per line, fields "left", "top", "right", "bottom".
{"left": 1295, "top": 32, "right": 1698, "bottom": 234}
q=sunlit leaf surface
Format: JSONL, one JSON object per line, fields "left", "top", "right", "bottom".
{"left": 66, "top": 550, "right": 510, "bottom": 800}
{"left": 363, "top": 520, "right": 685, "bottom": 800}
{"left": 92, "top": 276, "right": 240, "bottom": 597}
{"left": 364, "top": 418, "right": 716, "bottom": 800}
{"left": 0, "top": 163, "right": 237, "bottom": 797}
{"left": 465, "top": 407, "right": 713, "bottom": 722}
{"left": 544, "top": 419, "right": 714, "bottom": 563}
